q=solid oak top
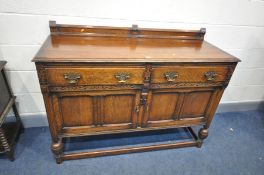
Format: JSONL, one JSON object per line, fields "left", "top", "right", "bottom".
{"left": 33, "top": 21, "right": 240, "bottom": 63}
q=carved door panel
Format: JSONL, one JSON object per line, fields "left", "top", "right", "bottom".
{"left": 51, "top": 90, "right": 141, "bottom": 134}
{"left": 143, "top": 88, "right": 215, "bottom": 128}
{"left": 179, "top": 91, "right": 213, "bottom": 119}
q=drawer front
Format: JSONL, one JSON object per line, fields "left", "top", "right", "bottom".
{"left": 151, "top": 65, "right": 230, "bottom": 83}
{"left": 46, "top": 67, "right": 145, "bottom": 86}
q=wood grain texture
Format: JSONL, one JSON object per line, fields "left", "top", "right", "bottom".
{"left": 52, "top": 90, "right": 141, "bottom": 134}
{"left": 103, "top": 95, "right": 134, "bottom": 124}
{"left": 151, "top": 65, "right": 230, "bottom": 83}
{"left": 62, "top": 140, "right": 198, "bottom": 161}
{"left": 46, "top": 66, "right": 145, "bottom": 85}
{"left": 32, "top": 21, "right": 240, "bottom": 63}
{"left": 180, "top": 91, "right": 213, "bottom": 118}
{"left": 33, "top": 36, "right": 239, "bottom": 63}
{"left": 60, "top": 96, "right": 94, "bottom": 127}
{"left": 149, "top": 92, "right": 179, "bottom": 121}
{"left": 33, "top": 21, "right": 239, "bottom": 163}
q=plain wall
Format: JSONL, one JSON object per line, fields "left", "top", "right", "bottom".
{"left": 0, "top": 0, "right": 264, "bottom": 127}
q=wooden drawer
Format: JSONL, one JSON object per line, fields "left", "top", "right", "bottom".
{"left": 151, "top": 65, "right": 230, "bottom": 83}
{"left": 46, "top": 66, "right": 145, "bottom": 86}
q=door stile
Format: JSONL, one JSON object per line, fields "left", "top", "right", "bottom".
{"left": 140, "top": 64, "right": 152, "bottom": 127}
{"left": 172, "top": 93, "right": 185, "bottom": 120}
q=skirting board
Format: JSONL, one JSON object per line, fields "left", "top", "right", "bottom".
{"left": 216, "top": 100, "right": 264, "bottom": 113}
{"left": 10, "top": 101, "right": 264, "bottom": 128}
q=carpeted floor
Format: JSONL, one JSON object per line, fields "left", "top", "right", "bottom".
{"left": 0, "top": 110, "right": 263, "bottom": 175}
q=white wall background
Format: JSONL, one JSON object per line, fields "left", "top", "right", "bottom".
{"left": 0, "top": 0, "right": 264, "bottom": 127}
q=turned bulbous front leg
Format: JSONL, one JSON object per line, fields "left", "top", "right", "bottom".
{"left": 51, "top": 139, "right": 63, "bottom": 164}
{"left": 198, "top": 128, "right": 208, "bottom": 140}
{"left": 197, "top": 128, "right": 209, "bottom": 148}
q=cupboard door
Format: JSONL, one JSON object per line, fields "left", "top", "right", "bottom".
{"left": 179, "top": 91, "right": 212, "bottom": 119}
{"left": 148, "top": 92, "right": 180, "bottom": 122}
{"left": 51, "top": 90, "right": 141, "bottom": 134}
{"left": 144, "top": 89, "right": 214, "bottom": 128}
{"left": 60, "top": 96, "right": 94, "bottom": 127}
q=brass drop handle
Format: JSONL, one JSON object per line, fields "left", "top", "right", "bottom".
{"left": 64, "top": 73, "right": 81, "bottom": 84}
{"left": 115, "top": 72, "right": 130, "bottom": 83}
{"left": 164, "top": 72, "right": 178, "bottom": 82}
{"left": 204, "top": 71, "right": 217, "bottom": 81}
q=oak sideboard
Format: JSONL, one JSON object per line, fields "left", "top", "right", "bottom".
{"left": 33, "top": 21, "right": 240, "bottom": 163}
